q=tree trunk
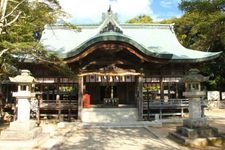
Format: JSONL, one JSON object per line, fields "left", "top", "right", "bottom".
{"left": 0, "top": 0, "right": 8, "bottom": 34}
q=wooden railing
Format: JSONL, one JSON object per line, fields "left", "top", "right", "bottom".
{"left": 143, "top": 99, "right": 206, "bottom": 120}
{"left": 40, "top": 100, "right": 78, "bottom": 120}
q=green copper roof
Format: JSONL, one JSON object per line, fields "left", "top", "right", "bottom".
{"left": 40, "top": 9, "right": 222, "bottom": 63}
{"left": 66, "top": 32, "right": 173, "bottom": 60}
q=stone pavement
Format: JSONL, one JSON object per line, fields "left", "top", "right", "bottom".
{"left": 48, "top": 125, "right": 189, "bottom": 150}
{"left": 40, "top": 109, "right": 225, "bottom": 150}
{"left": 1, "top": 109, "right": 225, "bottom": 150}
{"left": 36, "top": 121, "right": 187, "bottom": 150}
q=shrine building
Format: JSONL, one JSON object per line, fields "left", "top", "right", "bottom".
{"left": 4, "top": 8, "right": 221, "bottom": 121}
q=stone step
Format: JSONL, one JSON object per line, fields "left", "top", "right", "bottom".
{"left": 168, "top": 131, "right": 187, "bottom": 145}
{"left": 0, "top": 127, "right": 42, "bottom": 140}
{"left": 0, "top": 133, "right": 49, "bottom": 149}
{"left": 81, "top": 108, "right": 138, "bottom": 123}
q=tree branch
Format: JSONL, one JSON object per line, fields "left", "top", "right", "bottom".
{"left": 0, "top": 48, "right": 9, "bottom": 57}
{"left": 31, "top": 53, "right": 61, "bottom": 65}
{"left": 3, "top": 11, "right": 22, "bottom": 27}
{"left": 0, "top": 0, "right": 25, "bottom": 22}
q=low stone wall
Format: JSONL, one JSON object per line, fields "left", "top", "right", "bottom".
{"left": 81, "top": 108, "right": 138, "bottom": 123}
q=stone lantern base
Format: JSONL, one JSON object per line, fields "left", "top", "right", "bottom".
{"left": 169, "top": 118, "right": 225, "bottom": 148}
{"left": 183, "top": 118, "right": 208, "bottom": 128}
{"left": 0, "top": 120, "right": 49, "bottom": 148}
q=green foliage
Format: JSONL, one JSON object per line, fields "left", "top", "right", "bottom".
{"left": 63, "top": 22, "right": 81, "bottom": 32}
{"left": 144, "top": 85, "right": 160, "bottom": 91}
{"left": 174, "top": 11, "right": 225, "bottom": 51}
{"left": 127, "top": 15, "right": 153, "bottom": 23}
{"left": 179, "top": 0, "right": 225, "bottom": 13}
{"left": 176, "top": 0, "right": 225, "bottom": 51}
{"left": 177, "top": 0, "right": 225, "bottom": 91}
{"left": 159, "top": 17, "right": 178, "bottom": 24}
{"left": 0, "top": 0, "right": 73, "bottom": 78}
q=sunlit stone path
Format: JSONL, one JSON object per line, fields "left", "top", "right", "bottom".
{"left": 52, "top": 127, "right": 189, "bottom": 150}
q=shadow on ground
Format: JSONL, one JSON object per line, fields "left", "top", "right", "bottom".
{"left": 53, "top": 127, "right": 188, "bottom": 150}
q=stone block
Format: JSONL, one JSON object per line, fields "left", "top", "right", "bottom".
{"left": 0, "top": 133, "right": 49, "bottom": 149}
{"left": 0, "top": 126, "right": 42, "bottom": 140}
{"left": 183, "top": 91, "right": 206, "bottom": 98}
{"left": 183, "top": 118, "right": 208, "bottom": 128}
{"left": 197, "top": 127, "right": 219, "bottom": 138}
{"left": 81, "top": 108, "right": 138, "bottom": 123}
{"left": 148, "top": 120, "right": 162, "bottom": 127}
{"left": 168, "top": 132, "right": 187, "bottom": 144}
{"left": 9, "top": 120, "right": 36, "bottom": 131}
{"left": 176, "top": 126, "right": 219, "bottom": 139}
{"left": 176, "top": 126, "right": 198, "bottom": 138}
{"left": 170, "top": 130, "right": 225, "bottom": 148}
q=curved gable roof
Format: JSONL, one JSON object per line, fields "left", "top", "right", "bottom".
{"left": 65, "top": 32, "right": 173, "bottom": 61}
{"left": 40, "top": 9, "right": 221, "bottom": 63}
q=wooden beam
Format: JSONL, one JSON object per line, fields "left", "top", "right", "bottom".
{"left": 79, "top": 71, "right": 141, "bottom": 76}
{"left": 64, "top": 42, "right": 153, "bottom": 63}
{"left": 81, "top": 59, "right": 141, "bottom": 71}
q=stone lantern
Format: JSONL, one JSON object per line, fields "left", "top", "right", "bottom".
{"left": 0, "top": 70, "right": 48, "bottom": 149}
{"left": 169, "top": 68, "right": 221, "bottom": 148}
{"left": 182, "top": 68, "right": 209, "bottom": 127}
{"left": 9, "top": 69, "right": 37, "bottom": 122}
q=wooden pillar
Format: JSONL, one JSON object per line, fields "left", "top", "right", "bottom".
{"left": 110, "top": 85, "right": 114, "bottom": 99}
{"left": 126, "top": 85, "right": 129, "bottom": 104}
{"left": 56, "top": 94, "right": 62, "bottom": 121}
{"left": 78, "top": 76, "right": 83, "bottom": 120}
{"left": 47, "top": 85, "right": 49, "bottom": 101}
{"left": 168, "top": 82, "right": 171, "bottom": 99}
{"left": 137, "top": 76, "right": 143, "bottom": 120}
{"left": 160, "top": 77, "right": 164, "bottom": 100}
{"left": 134, "top": 77, "right": 138, "bottom": 106}
{"left": 176, "top": 83, "right": 178, "bottom": 98}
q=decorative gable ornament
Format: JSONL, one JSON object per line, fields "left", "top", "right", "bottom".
{"left": 99, "top": 6, "right": 123, "bottom": 34}
{"left": 100, "top": 21, "right": 123, "bottom": 34}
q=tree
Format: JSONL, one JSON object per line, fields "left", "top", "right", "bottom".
{"left": 127, "top": 15, "right": 153, "bottom": 23}
{"left": 0, "top": 0, "right": 73, "bottom": 78}
{"left": 179, "top": 0, "right": 225, "bottom": 13}
{"left": 159, "top": 17, "right": 178, "bottom": 24}
{"left": 177, "top": 0, "right": 225, "bottom": 91}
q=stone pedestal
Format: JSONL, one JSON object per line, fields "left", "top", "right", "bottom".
{"left": 183, "top": 118, "right": 208, "bottom": 128}
{"left": 17, "top": 98, "right": 31, "bottom": 122}
{"left": 169, "top": 69, "right": 225, "bottom": 148}
{"left": 169, "top": 99, "right": 223, "bottom": 148}
{"left": 0, "top": 70, "right": 49, "bottom": 148}
{"left": 176, "top": 118, "right": 218, "bottom": 139}
{"left": 0, "top": 121, "right": 42, "bottom": 140}
{"left": 0, "top": 98, "right": 49, "bottom": 148}
{"left": 0, "top": 120, "right": 49, "bottom": 149}
{"left": 188, "top": 98, "right": 202, "bottom": 119}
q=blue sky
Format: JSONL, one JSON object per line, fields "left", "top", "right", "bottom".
{"left": 152, "top": 0, "right": 182, "bottom": 19}
{"left": 58, "top": 0, "right": 183, "bottom": 24}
